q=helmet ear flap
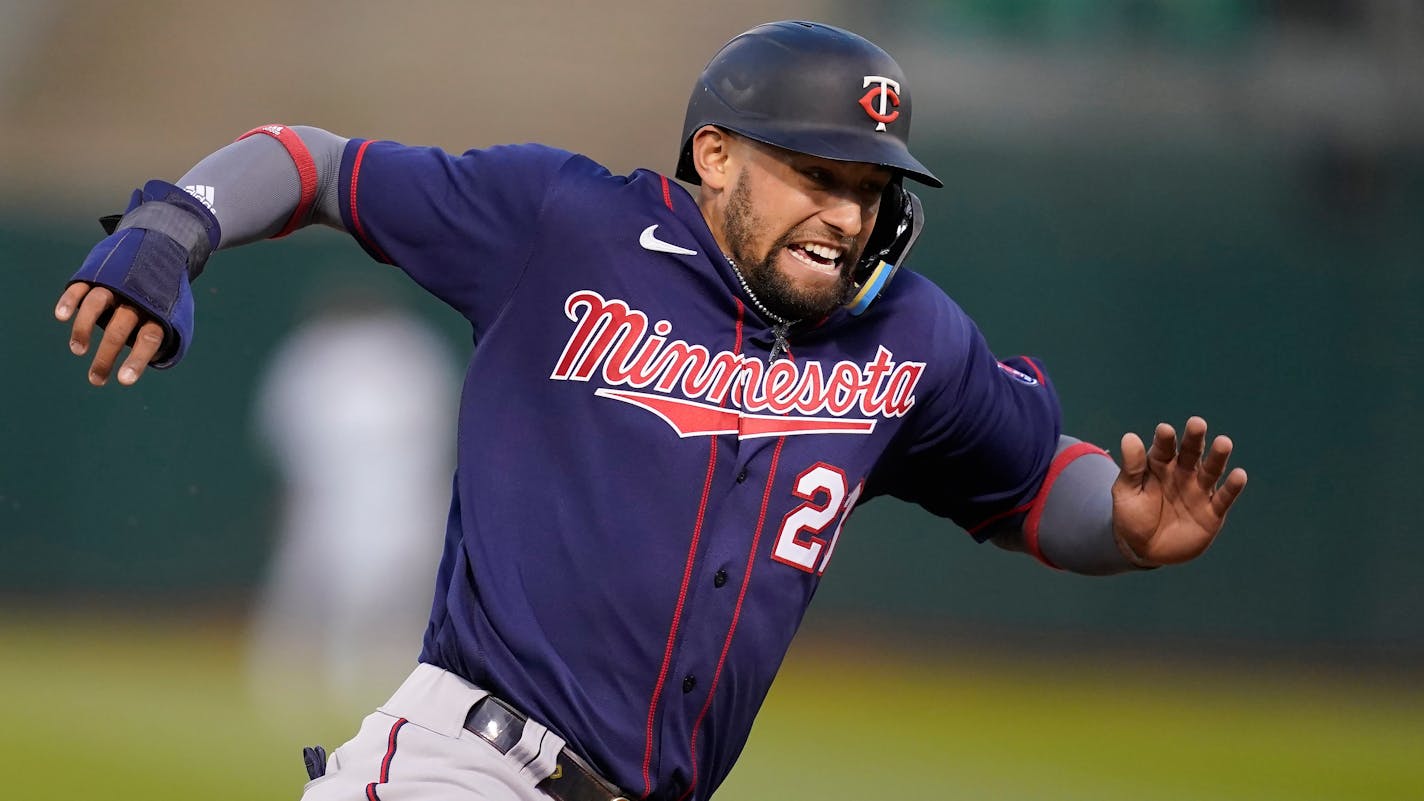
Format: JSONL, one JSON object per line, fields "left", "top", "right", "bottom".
{"left": 845, "top": 183, "right": 924, "bottom": 316}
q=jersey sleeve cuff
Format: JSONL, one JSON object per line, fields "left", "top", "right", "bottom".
{"left": 338, "top": 137, "right": 394, "bottom": 264}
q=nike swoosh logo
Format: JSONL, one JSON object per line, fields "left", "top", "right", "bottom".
{"left": 639, "top": 225, "right": 698, "bottom": 256}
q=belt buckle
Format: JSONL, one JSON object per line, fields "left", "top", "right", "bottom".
{"left": 466, "top": 696, "right": 629, "bottom": 801}
{"left": 465, "top": 696, "right": 525, "bottom": 754}
{"left": 541, "top": 744, "right": 633, "bottom": 801}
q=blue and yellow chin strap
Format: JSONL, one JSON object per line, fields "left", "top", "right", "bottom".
{"left": 845, "top": 259, "right": 897, "bottom": 316}
{"left": 844, "top": 186, "right": 924, "bottom": 316}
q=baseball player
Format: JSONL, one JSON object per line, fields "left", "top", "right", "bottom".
{"left": 52, "top": 21, "right": 1247, "bottom": 801}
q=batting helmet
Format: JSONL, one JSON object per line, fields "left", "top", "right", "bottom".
{"left": 674, "top": 20, "right": 941, "bottom": 188}
{"left": 676, "top": 21, "right": 940, "bottom": 315}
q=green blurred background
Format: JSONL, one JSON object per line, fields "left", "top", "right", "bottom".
{"left": 2, "top": 1, "right": 1421, "bottom": 799}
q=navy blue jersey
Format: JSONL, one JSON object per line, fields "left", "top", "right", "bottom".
{"left": 336, "top": 140, "right": 1061, "bottom": 800}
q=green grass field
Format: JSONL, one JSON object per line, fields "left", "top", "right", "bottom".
{"left": 2, "top": 611, "right": 1419, "bottom": 800}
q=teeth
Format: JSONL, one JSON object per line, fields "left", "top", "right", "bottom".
{"left": 805, "top": 244, "right": 841, "bottom": 262}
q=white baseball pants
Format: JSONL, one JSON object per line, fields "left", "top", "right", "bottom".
{"left": 301, "top": 663, "right": 566, "bottom": 801}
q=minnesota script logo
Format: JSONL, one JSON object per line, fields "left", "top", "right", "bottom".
{"left": 550, "top": 290, "right": 925, "bottom": 439}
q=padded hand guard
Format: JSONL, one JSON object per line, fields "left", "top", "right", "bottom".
{"left": 70, "top": 180, "right": 221, "bottom": 368}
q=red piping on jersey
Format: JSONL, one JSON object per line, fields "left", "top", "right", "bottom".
{"left": 640, "top": 419, "right": 717, "bottom": 795}
{"left": 1021, "top": 356, "right": 1047, "bottom": 387}
{"left": 641, "top": 299, "right": 746, "bottom": 796}
{"left": 660, "top": 174, "right": 674, "bottom": 211}
{"left": 237, "top": 125, "right": 318, "bottom": 238}
{"left": 964, "top": 357, "right": 1050, "bottom": 538}
{"left": 364, "top": 717, "right": 408, "bottom": 801}
{"left": 1022, "top": 442, "right": 1111, "bottom": 568}
{"left": 965, "top": 500, "right": 1033, "bottom": 538}
{"left": 349, "top": 139, "right": 393, "bottom": 264}
{"left": 679, "top": 436, "right": 787, "bottom": 801}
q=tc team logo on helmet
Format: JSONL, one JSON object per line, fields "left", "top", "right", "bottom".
{"left": 859, "top": 76, "right": 901, "bottom": 131}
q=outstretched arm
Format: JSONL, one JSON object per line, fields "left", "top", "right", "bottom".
{"left": 54, "top": 125, "right": 349, "bottom": 386}
{"left": 56, "top": 130, "right": 572, "bottom": 386}
{"left": 992, "top": 417, "right": 1246, "bottom": 573}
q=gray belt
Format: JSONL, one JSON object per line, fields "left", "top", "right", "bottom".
{"left": 465, "top": 696, "right": 630, "bottom": 801}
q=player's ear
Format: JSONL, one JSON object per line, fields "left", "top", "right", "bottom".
{"left": 690, "top": 126, "right": 734, "bottom": 191}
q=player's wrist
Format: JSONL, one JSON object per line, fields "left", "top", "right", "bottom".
{"left": 67, "top": 180, "right": 219, "bottom": 368}
{"left": 1111, "top": 530, "right": 1161, "bottom": 570}
{"left": 104, "top": 180, "right": 222, "bottom": 280}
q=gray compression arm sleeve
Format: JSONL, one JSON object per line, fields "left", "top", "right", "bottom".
{"left": 1000, "top": 435, "right": 1154, "bottom": 575}
{"left": 175, "top": 125, "right": 348, "bottom": 248}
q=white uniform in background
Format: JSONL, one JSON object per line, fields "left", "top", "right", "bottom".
{"left": 248, "top": 303, "right": 457, "bottom": 715}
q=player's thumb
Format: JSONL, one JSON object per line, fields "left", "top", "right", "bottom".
{"left": 1116, "top": 432, "right": 1148, "bottom": 489}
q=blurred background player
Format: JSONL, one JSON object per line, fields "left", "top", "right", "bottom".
{"left": 247, "top": 286, "right": 457, "bottom": 716}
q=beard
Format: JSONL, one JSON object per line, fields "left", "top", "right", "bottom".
{"left": 723, "top": 173, "right": 857, "bottom": 321}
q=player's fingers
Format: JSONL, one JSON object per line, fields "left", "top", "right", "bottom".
{"left": 55, "top": 282, "right": 91, "bottom": 322}
{"left": 117, "top": 321, "right": 166, "bottom": 386}
{"left": 89, "top": 306, "right": 139, "bottom": 386}
{"left": 69, "top": 285, "right": 115, "bottom": 356}
{"left": 1146, "top": 422, "right": 1176, "bottom": 475}
{"left": 1117, "top": 432, "right": 1147, "bottom": 487}
{"left": 1211, "top": 468, "right": 1248, "bottom": 518}
{"left": 1175, "top": 416, "right": 1207, "bottom": 473}
{"left": 1198, "top": 434, "right": 1233, "bottom": 492}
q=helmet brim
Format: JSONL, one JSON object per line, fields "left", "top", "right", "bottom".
{"left": 729, "top": 123, "right": 943, "bottom": 188}
{"left": 677, "top": 123, "right": 943, "bottom": 189}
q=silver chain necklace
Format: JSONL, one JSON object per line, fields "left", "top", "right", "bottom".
{"left": 727, "top": 257, "right": 796, "bottom": 360}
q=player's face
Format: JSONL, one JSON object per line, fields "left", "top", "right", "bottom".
{"left": 721, "top": 139, "right": 892, "bottom": 320}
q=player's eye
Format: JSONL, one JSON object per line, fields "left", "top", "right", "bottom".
{"left": 856, "top": 180, "right": 888, "bottom": 207}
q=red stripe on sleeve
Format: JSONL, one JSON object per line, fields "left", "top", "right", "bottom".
{"left": 347, "top": 139, "right": 393, "bottom": 264}
{"left": 236, "top": 124, "right": 318, "bottom": 238}
{"left": 660, "top": 174, "right": 674, "bottom": 211}
{"left": 965, "top": 499, "right": 1033, "bottom": 538}
{"left": 1022, "top": 443, "right": 1111, "bottom": 568}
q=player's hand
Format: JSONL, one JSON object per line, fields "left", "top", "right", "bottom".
{"left": 55, "top": 281, "right": 168, "bottom": 387}
{"left": 1110, "top": 416, "right": 1248, "bottom": 566}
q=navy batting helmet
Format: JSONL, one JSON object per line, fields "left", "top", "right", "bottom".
{"left": 675, "top": 20, "right": 942, "bottom": 188}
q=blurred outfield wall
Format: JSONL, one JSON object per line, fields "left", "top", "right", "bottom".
{"left": 2, "top": 1, "right": 1422, "bottom": 662}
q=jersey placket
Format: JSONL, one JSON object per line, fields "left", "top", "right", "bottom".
{"left": 684, "top": 434, "right": 788, "bottom": 801}
{"left": 646, "top": 316, "right": 790, "bottom": 800}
